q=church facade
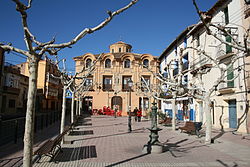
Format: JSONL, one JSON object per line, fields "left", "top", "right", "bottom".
{"left": 73, "top": 41, "right": 159, "bottom": 116}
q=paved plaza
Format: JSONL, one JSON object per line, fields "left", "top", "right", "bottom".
{"left": 1, "top": 115, "right": 250, "bottom": 167}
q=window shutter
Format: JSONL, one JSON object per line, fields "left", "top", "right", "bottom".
{"left": 227, "top": 64, "right": 234, "bottom": 87}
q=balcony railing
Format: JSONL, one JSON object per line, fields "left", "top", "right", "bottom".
{"left": 172, "top": 62, "right": 189, "bottom": 76}
{"left": 190, "top": 56, "right": 210, "bottom": 70}
{"left": 103, "top": 84, "right": 113, "bottom": 91}
{"left": 4, "top": 63, "right": 21, "bottom": 74}
{"left": 218, "top": 82, "right": 235, "bottom": 94}
{"left": 122, "top": 84, "right": 130, "bottom": 91}
{"left": 47, "top": 74, "right": 60, "bottom": 85}
{"left": 173, "top": 68, "right": 178, "bottom": 76}
{"left": 183, "top": 62, "right": 189, "bottom": 71}
{"left": 3, "top": 86, "right": 20, "bottom": 94}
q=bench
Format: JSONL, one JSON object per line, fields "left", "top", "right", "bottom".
{"left": 159, "top": 117, "right": 172, "bottom": 125}
{"left": 33, "top": 126, "right": 70, "bottom": 162}
{"left": 179, "top": 121, "right": 202, "bottom": 137}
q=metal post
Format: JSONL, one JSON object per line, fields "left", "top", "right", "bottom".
{"left": 143, "top": 100, "right": 162, "bottom": 154}
{"left": 76, "top": 97, "right": 79, "bottom": 116}
{"left": 79, "top": 98, "right": 82, "bottom": 115}
{"left": 107, "top": 89, "right": 110, "bottom": 107}
{"left": 172, "top": 92, "right": 177, "bottom": 131}
{"left": 128, "top": 88, "right": 132, "bottom": 132}
{"left": 114, "top": 92, "right": 117, "bottom": 118}
{"left": 127, "top": 78, "right": 133, "bottom": 132}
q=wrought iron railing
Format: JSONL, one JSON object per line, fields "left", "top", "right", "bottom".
{"left": 0, "top": 111, "right": 61, "bottom": 146}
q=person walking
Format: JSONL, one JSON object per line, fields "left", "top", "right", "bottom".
{"left": 137, "top": 108, "right": 142, "bottom": 122}
{"left": 133, "top": 107, "right": 139, "bottom": 122}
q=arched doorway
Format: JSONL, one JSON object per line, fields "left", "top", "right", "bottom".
{"left": 111, "top": 96, "right": 122, "bottom": 111}
{"left": 83, "top": 96, "right": 93, "bottom": 114}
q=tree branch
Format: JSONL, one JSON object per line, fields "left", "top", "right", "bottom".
{"left": 0, "top": 45, "right": 31, "bottom": 58}
{"left": 12, "top": 0, "right": 34, "bottom": 53}
{"left": 38, "top": 0, "right": 139, "bottom": 55}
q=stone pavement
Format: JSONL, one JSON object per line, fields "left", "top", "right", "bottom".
{"left": 0, "top": 116, "right": 68, "bottom": 167}
{"left": 29, "top": 115, "right": 250, "bottom": 167}
{"left": 0, "top": 115, "right": 250, "bottom": 167}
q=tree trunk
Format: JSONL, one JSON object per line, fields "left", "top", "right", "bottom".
{"left": 60, "top": 85, "right": 67, "bottom": 134}
{"left": 172, "top": 92, "right": 177, "bottom": 131}
{"left": 23, "top": 57, "right": 39, "bottom": 167}
{"left": 71, "top": 92, "right": 75, "bottom": 123}
{"left": 76, "top": 98, "right": 79, "bottom": 116}
{"left": 79, "top": 99, "right": 82, "bottom": 115}
{"left": 204, "top": 94, "right": 212, "bottom": 144}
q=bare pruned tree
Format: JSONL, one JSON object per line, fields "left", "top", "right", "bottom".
{"left": 0, "top": 0, "right": 139, "bottom": 166}
{"left": 141, "top": 0, "right": 249, "bottom": 144}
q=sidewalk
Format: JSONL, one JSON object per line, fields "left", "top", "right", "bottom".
{"left": 28, "top": 115, "right": 250, "bottom": 167}
{"left": 0, "top": 116, "right": 70, "bottom": 167}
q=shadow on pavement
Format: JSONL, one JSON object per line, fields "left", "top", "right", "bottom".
{"left": 105, "top": 153, "right": 149, "bottom": 167}
{"left": 216, "top": 159, "right": 238, "bottom": 167}
{"left": 163, "top": 138, "right": 188, "bottom": 157}
{"left": 211, "top": 129, "right": 225, "bottom": 143}
{"left": 0, "top": 156, "right": 23, "bottom": 167}
{"left": 84, "top": 122, "right": 127, "bottom": 128}
{"left": 72, "top": 128, "right": 146, "bottom": 143}
{"left": 53, "top": 145, "right": 97, "bottom": 162}
{"left": 163, "top": 138, "right": 208, "bottom": 158}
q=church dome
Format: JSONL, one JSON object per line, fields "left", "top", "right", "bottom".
{"left": 109, "top": 41, "right": 132, "bottom": 53}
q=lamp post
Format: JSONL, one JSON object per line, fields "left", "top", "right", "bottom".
{"left": 143, "top": 100, "right": 163, "bottom": 154}
{"left": 107, "top": 88, "right": 110, "bottom": 107}
{"left": 128, "top": 78, "right": 133, "bottom": 132}
{"left": 114, "top": 92, "right": 117, "bottom": 118}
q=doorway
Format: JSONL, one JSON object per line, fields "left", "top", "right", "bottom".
{"left": 83, "top": 96, "right": 93, "bottom": 114}
{"left": 228, "top": 100, "right": 237, "bottom": 129}
{"left": 111, "top": 96, "right": 122, "bottom": 111}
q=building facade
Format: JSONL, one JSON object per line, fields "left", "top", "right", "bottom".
{"left": 74, "top": 41, "right": 159, "bottom": 116}
{"left": 241, "top": 0, "right": 250, "bottom": 133}
{"left": 1, "top": 62, "right": 28, "bottom": 114}
{"left": 18, "top": 59, "right": 62, "bottom": 112}
{"left": 159, "top": 0, "right": 250, "bottom": 133}
{"left": 159, "top": 25, "right": 195, "bottom": 121}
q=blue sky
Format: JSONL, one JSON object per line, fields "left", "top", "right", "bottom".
{"left": 0, "top": 0, "right": 217, "bottom": 71}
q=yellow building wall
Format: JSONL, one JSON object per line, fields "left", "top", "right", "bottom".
{"left": 74, "top": 42, "right": 159, "bottom": 116}
{"left": 37, "top": 60, "right": 46, "bottom": 90}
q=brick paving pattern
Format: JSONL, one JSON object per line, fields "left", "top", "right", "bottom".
{"left": 1, "top": 115, "right": 250, "bottom": 167}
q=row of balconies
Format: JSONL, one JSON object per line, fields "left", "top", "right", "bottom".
{"left": 85, "top": 83, "right": 155, "bottom": 93}
{"left": 173, "top": 62, "right": 189, "bottom": 76}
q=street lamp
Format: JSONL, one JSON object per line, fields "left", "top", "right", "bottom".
{"left": 142, "top": 100, "right": 163, "bottom": 154}
{"left": 114, "top": 92, "right": 117, "bottom": 118}
{"left": 128, "top": 78, "right": 133, "bottom": 132}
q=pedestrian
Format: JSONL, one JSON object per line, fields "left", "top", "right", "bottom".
{"left": 133, "top": 107, "right": 138, "bottom": 122}
{"left": 137, "top": 108, "right": 142, "bottom": 122}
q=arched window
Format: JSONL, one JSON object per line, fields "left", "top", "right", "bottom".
{"left": 105, "top": 59, "right": 111, "bottom": 68}
{"left": 86, "top": 58, "right": 92, "bottom": 68}
{"left": 124, "top": 59, "right": 130, "bottom": 68}
{"left": 143, "top": 59, "right": 149, "bottom": 68}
